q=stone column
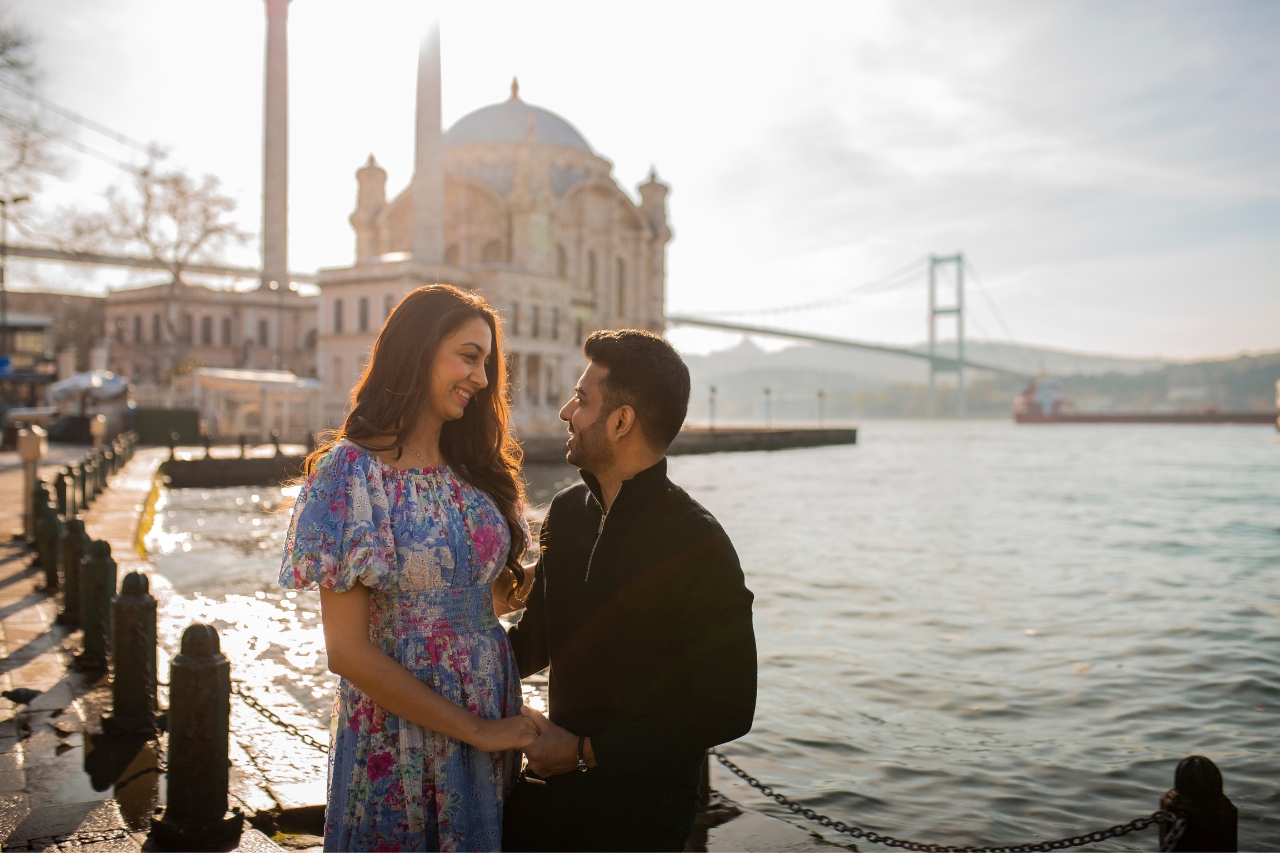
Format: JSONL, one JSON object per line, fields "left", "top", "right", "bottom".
{"left": 261, "top": 0, "right": 291, "bottom": 291}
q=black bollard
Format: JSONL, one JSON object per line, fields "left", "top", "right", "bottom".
{"left": 202, "top": 433, "right": 212, "bottom": 459}
{"left": 168, "top": 430, "right": 179, "bottom": 461}
{"left": 54, "top": 470, "right": 68, "bottom": 516}
{"left": 32, "top": 481, "right": 49, "bottom": 569}
{"left": 75, "top": 540, "right": 117, "bottom": 669}
{"left": 151, "top": 623, "right": 243, "bottom": 851}
{"left": 1160, "top": 755, "right": 1237, "bottom": 851}
{"left": 270, "top": 428, "right": 281, "bottom": 458}
{"left": 92, "top": 452, "right": 105, "bottom": 497}
{"left": 79, "top": 461, "right": 94, "bottom": 510}
{"left": 103, "top": 572, "right": 159, "bottom": 735}
{"left": 61, "top": 473, "right": 76, "bottom": 521}
{"left": 101, "top": 448, "right": 114, "bottom": 481}
{"left": 238, "top": 433, "right": 247, "bottom": 458}
{"left": 56, "top": 519, "right": 88, "bottom": 626}
{"left": 38, "top": 492, "right": 61, "bottom": 591}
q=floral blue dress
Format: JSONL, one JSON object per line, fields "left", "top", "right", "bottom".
{"left": 279, "top": 440, "right": 523, "bottom": 852}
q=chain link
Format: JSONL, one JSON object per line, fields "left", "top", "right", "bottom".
{"left": 709, "top": 750, "right": 1187, "bottom": 853}
{"left": 231, "top": 680, "right": 331, "bottom": 754}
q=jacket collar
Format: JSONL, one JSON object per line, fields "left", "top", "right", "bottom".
{"left": 580, "top": 457, "right": 670, "bottom": 515}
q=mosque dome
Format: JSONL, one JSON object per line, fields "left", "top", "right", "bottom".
{"left": 443, "top": 78, "right": 592, "bottom": 153}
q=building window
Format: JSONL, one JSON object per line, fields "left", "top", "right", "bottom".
{"left": 482, "top": 240, "right": 502, "bottom": 263}
{"left": 358, "top": 297, "right": 369, "bottom": 333}
{"left": 550, "top": 307, "right": 560, "bottom": 341}
{"left": 574, "top": 318, "right": 584, "bottom": 346}
{"left": 151, "top": 314, "right": 161, "bottom": 343}
{"left": 545, "top": 363, "right": 557, "bottom": 406}
{"left": 384, "top": 294, "right": 396, "bottom": 320}
{"left": 587, "top": 251, "right": 597, "bottom": 294}
{"left": 444, "top": 244, "right": 460, "bottom": 265}
{"left": 556, "top": 244, "right": 567, "bottom": 277}
{"left": 200, "top": 316, "right": 213, "bottom": 345}
{"left": 510, "top": 302, "right": 520, "bottom": 337}
{"left": 179, "top": 313, "right": 193, "bottom": 344}
{"left": 616, "top": 258, "right": 626, "bottom": 316}
{"left": 133, "top": 315, "right": 142, "bottom": 344}
{"left": 526, "top": 354, "right": 541, "bottom": 406}
{"left": 531, "top": 305, "right": 540, "bottom": 339}
{"left": 333, "top": 299, "right": 344, "bottom": 334}
{"left": 332, "top": 357, "right": 343, "bottom": 390}
{"left": 257, "top": 319, "right": 269, "bottom": 347}
{"left": 221, "top": 317, "right": 232, "bottom": 346}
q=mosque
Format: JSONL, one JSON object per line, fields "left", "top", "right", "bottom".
{"left": 318, "top": 30, "right": 672, "bottom": 436}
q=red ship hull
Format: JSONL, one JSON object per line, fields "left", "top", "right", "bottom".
{"left": 1014, "top": 411, "right": 1279, "bottom": 425}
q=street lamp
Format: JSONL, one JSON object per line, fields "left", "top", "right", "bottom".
{"left": 709, "top": 385, "right": 717, "bottom": 431}
{"left": 818, "top": 389, "right": 827, "bottom": 428}
{"left": 0, "top": 194, "right": 31, "bottom": 359}
{"left": 763, "top": 387, "right": 772, "bottom": 429}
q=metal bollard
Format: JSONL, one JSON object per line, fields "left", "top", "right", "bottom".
{"left": 238, "top": 433, "right": 247, "bottom": 458}
{"left": 102, "top": 448, "right": 114, "bottom": 480}
{"left": 32, "top": 481, "right": 51, "bottom": 570}
{"left": 54, "top": 469, "right": 69, "bottom": 517}
{"left": 38, "top": 491, "right": 61, "bottom": 591}
{"left": 56, "top": 519, "right": 88, "bottom": 626}
{"left": 75, "top": 540, "right": 117, "bottom": 669}
{"left": 103, "top": 572, "right": 159, "bottom": 734}
{"left": 77, "top": 462, "right": 91, "bottom": 511}
{"left": 61, "top": 472, "right": 76, "bottom": 521}
{"left": 1160, "top": 755, "right": 1237, "bottom": 852}
{"left": 92, "top": 452, "right": 105, "bottom": 497}
{"left": 151, "top": 623, "right": 243, "bottom": 851}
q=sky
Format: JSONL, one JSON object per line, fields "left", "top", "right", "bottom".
{"left": 2, "top": 0, "right": 1277, "bottom": 360}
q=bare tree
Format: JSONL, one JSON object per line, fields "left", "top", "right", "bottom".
{"left": 0, "top": 5, "right": 59, "bottom": 203}
{"left": 66, "top": 156, "right": 249, "bottom": 376}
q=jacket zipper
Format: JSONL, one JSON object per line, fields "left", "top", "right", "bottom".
{"left": 584, "top": 494, "right": 609, "bottom": 582}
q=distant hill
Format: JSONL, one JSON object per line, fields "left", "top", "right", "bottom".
{"left": 680, "top": 338, "right": 1278, "bottom": 421}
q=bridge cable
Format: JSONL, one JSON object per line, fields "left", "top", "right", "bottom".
{"left": 700, "top": 255, "right": 928, "bottom": 318}
{"left": 964, "top": 260, "right": 1017, "bottom": 343}
{"left": 0, "top": 77, "right": 158, "bottom": 158}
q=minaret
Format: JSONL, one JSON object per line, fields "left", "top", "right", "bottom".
{"left": 411, "top": 25, "right": 444, "bottom": 263}
{"left": 261, "top": 0, "right": 290, "bottom": 290}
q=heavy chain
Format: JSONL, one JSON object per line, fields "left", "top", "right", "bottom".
{"left": 709, "top": 750, "right": 1187, "bottom": 853}
{"left": 231, "top": 681, "right": 331, "bottom": 754}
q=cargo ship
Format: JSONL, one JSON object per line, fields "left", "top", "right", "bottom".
{"left": 1013, "top": 378, "right": 1280, "bottom": 426}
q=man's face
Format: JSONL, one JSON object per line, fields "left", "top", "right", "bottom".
{"left": 560, "top": 362, "right": 614, "bottom": 472}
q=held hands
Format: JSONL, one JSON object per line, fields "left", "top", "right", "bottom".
{"left": 491, "top": 565, "right": 537, "bottom": 616}
{"left": 518, "top": 705, "right": 594, "bottom": 777}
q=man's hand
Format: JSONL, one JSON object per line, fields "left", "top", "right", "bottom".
{"left": 519, "top": 705, "right": 595, "bottom": 777}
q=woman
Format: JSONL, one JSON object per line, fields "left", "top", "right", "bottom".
{"left": 280, "top": 284, "right": 538, "bottom": 851}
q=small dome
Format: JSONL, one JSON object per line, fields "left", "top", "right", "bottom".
{"left": 444, "top": 84, "right": 592, "bottom": 153}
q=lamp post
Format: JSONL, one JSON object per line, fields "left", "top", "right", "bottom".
{"left": 763, "top": 387, "right": 772, "bottom": 429}
{"left": 818, "top": 390, "right": 826, "bottom": 428}
{"left": 0, "top": 195, "right": 31, "bottom": 359}
{"left": 709, "top": 385, "right": 717, "bottom": 431}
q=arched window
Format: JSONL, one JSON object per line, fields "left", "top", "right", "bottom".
{"left": 257, "top": 319, "right": 269, "bottom": 347}
{"left": 556, "top": 244, "right": 567, "bottom": 277}
{"left": 574, "top": 318, "right": 584, "bottom": 346}
{"left": 615, "top": 258, "right": 626, "bottom": 316}
{"left": 200, "top": 316, "right": 213, "bottom": 345}
{"left": 358, "top": 297, "right": 369, "bottom": 333}
{"left": 531, "top": 305, "right": 541, "bottom": 339}
{"left": 482, "top": 240, "right": 502, "bottom": 263}
{"left": 179, "top": 313, "right": 193, "bottom": 344}
{"left": 221, "top": 317, "right": 232, "bottom": 346}
{"left": 333, "top": 299, "right": 345, "bottom": 334}
{"left": 444, "top": 244, "right": 461, "bottom": 266}
{"left": 133, "top": 315, "right": 142, "bottom": 344}
{"left": 550, "top": 307, "right": 560, "bottom": 341}
{"left": 151, "top": 314, "right": 161, "bottom": 343}
{"left": 587, "top": 251, "right": 597, "bottom": 294}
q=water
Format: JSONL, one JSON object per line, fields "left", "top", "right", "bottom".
{"left": 144, "top": 422, "right": 1280, "bottom": 849}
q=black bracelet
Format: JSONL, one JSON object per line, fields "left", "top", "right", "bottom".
{"left": 576, "top": 735, "right": 588, "bottom": 772}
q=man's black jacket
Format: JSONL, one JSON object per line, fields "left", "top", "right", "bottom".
{"left": 507, "top": 457, "right": 757, "bottom": 785}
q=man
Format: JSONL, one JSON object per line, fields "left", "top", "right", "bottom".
{"left": 504, "top": 329, "right": 757, "bottom": 852}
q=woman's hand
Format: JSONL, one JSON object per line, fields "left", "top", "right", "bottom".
{"left": 469, "top": 713, "right": 540, "bottom": 753}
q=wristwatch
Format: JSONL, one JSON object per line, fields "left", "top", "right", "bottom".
{"left": 576, "top": 736, "right": 589, "bottom": 772}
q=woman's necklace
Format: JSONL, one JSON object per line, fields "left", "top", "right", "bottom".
{"left": 405, "top": 443, "right": 433, "bottom": 467}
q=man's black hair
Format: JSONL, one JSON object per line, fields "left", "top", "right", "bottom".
{"left": 583, "top": 329, "right": 690, "bottom": 448}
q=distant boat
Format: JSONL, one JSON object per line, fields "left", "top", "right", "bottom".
{"left": 1013, "top": 378, "right": 1279, "bottom": 426}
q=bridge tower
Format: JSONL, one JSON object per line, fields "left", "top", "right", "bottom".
{"left": 927, "top": 254, "right": 965, "bottom": 418}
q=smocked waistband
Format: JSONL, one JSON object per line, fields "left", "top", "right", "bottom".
{"left": 368, "top": 585, "right": 499, "bottom": 635}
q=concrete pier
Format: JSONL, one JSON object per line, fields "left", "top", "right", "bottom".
{"left": 522, "top": 425, "right": 858, "bottom": 464}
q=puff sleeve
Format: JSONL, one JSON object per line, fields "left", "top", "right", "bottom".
{"left": 278, "top": 442, "right": 398, "bottom": 592}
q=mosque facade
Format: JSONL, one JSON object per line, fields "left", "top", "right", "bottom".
{"left": 317, "top": 32, "right": 672, "bottom": 436}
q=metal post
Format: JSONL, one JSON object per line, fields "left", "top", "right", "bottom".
{"left": 818, "top": 390, "right": 826, "bottom": 428}
{"left": 32, "top": 481, "right": 50, "bottom": 572}
{"left": 39, "top": 489, "right": 60, "bottom": 591}
{"left": 75, "top": 540, "right": 116, "bottom": 669}
{"left": 56, "top": 519, "right": 87, "bottom": 626}
{"left": 927, "top": 257, "right": 937, "bottom": 418}
{"left": 239, "top": 433, "right": 247, "bottom": 458}
{"left": 764, "top": 388, "right": 772, "bottom": 429}
{"left": 16, "top": 426, "right": 44, "bottom": 544}
{"left": 152, "top": 623, "right": 243, "bottom": 850}
{"left": 708, "top": 386, "right": 716, "bottom": 431}
{"left": 103, "top": 572, "right": 159, "bottom": 734}
{"left": 956, "top": 253, "right": 965, "bottom": 418}
{"left": 54, "top": 469, "right": 68, "bottom": 517}
{"left": 1159, "top": 755, "right": 1237, "bottom": 851}
{"left": 73, "top": 463, "right": 87, "bottom": 512}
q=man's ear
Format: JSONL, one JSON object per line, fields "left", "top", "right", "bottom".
{"left": 608, "top": 405, "right": 638, "bottom": 442}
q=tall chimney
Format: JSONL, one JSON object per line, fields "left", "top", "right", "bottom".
{"left": 261, "top": 0, "right": 290, "bottom": 290}
{"left": 411, "top": 25, "right": 444, "bottom": 263}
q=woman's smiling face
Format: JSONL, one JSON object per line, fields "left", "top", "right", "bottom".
{"left": 425, "top": 316, "right": 492, "bottom": 424}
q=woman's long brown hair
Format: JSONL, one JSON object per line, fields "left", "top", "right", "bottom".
{"left": 306, "top": 284, "right": 528, "bottom": 590}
